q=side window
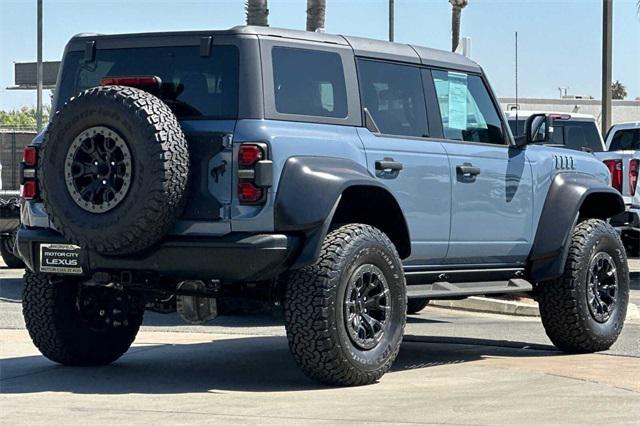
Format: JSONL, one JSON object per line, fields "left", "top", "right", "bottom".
{"left": 609, "top": 129, "right": 640, "bottom": 151}
{"left": 272, "top": 47, "right": 347, "bottom": 118}
{"left": 432, "top": 70, "right": 505, "bottom": 145}
{"left": 357, "top": 59, "right": 428, "bottom": 138}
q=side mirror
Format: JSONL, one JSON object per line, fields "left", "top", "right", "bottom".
{"left": 514, "top": 113, "right": 554, "bottom": 147}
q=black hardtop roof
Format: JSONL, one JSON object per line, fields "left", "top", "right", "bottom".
{"left": 69, "top": 25, "right": 481, "bottom": 73}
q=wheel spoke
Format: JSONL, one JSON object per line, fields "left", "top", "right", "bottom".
{"left": 361, "top": 313, "right": 381, "bottom": 332}
{"left": 364, "top": 289, "right": 388, "bottom": 308}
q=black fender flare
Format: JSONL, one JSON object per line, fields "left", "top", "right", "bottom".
{"left": 527, "top": 173, "right": 624, "bottom": 282}
{"left": 274, "top": 156, "right": 410, "bottom": 268}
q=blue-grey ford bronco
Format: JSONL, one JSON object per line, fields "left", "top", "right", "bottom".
{"left": 16, "top": 26, "right": 629, "bottom": 386}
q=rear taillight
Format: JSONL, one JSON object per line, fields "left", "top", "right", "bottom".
{"left": 603, "top": 159, "right": 623, "bottom": 193}
{"left": 238, "top": 182, "right": 264, "bottom": 203}
{"left": 237, "top": 143, "right": 271, "bottom": 204}
{"left": 630, "top": 159, "right": 639, "bottom": 195}
{"left": 238, "top": 144, "right": 264, "bottom": 167}
{"left": 21, "top": 181, "right": 38, "bottom": 200}
{"left": 21, "top": 146, "right": 39, "bottom": 200}
{"left": 22, "top": 146, "right": 38, "bottom": 166}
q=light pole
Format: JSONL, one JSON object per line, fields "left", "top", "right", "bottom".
{"left": 389, "top": 0, "right": 394, "bottom": 42}
{"left": 36, "top": 0, "right": 43, "bottom": 132}
{"left": 601, "top": 0, "right": 613, "bottom": 135}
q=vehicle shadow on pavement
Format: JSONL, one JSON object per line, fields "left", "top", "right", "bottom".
{"left": 0, "top": 277, "right": 22, "bottom": 302}
{"left": 0, "top": 335, "right": 563, "bottom": 394}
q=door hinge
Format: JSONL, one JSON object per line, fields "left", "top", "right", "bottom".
{"left": 219, "top": 204, "right": 231, "bottom": 220}
{"left": 222, "top": 134, "right": 233, "bottom": 149}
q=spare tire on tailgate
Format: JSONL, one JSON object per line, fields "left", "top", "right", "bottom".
{"left": 40, "top": 85, "right": 189, "bottom": 255}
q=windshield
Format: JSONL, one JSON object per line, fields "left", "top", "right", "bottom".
{"left": 609, "top": 128, "right": 640, "bottom": 151}
{"left": 508, "top": 118, "right": 603, "bottom": 152}
{"left": 56, "top": 45, "right": 239, "bottom": 120}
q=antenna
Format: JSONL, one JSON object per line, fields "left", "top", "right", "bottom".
{"left": 515, "top": 31, "right": 519, "bottom": 135}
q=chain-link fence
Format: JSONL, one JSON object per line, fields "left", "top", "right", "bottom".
{"left": 0, "top": 128, "right": 37, "bottom": 191}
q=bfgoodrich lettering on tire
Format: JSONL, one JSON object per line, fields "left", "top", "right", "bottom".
{"left": 283, "top": 224, "right": 406, "bottom": 386}
{"left": 537, "top": 219, "right": 629, "bottom": 353}
{"left": 39, "top": 85, "right": 189, "bottom": 255}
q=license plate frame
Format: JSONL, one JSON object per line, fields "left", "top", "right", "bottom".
{"left": 39, "top": 243, "right": 83, "bottom": 274}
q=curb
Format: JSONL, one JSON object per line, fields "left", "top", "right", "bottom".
{"left": 430, "top": 297, "right": 640, "bottom": 321}
{"left": 430, "top": 297, "right": 540, "bottom": 317}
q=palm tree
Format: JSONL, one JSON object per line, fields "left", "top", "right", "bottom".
{"left": 245, "top": 0, "right": 269, "bottom": 27}
{"left": 306, "top": 0, "right": 326, "bottom": 32}
{"left": 611, "top": 81, "right": 627, "bottom": 100}
{"left": 449, "top": 0, "right": 469, "bottom": 52}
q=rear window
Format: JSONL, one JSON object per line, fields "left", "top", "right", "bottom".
{"left": 609, "top": 128, "right": 640, "bottom": 151}
{"left": 272, "top": 47, "right": 347, "bottom": 118}
{"left": 57, "top": 45, "right": 239, "bottom": 120}
{"left": 508, "top": 118, "right": 603, "bottom": 152}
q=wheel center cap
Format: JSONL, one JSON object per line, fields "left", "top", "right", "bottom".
{"left": 97, "top": 163, "right": 110, "bottom": 177}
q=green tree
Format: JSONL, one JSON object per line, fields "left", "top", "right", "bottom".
{"left": 245, "top": 0, "right": 269, "bottom": 26}
{"left": 611, "top": 80, "right": 627, "bottom": 100}
{"left": 306, "top": 0, "right": 326, "bottom": 32}
{"left": 0, "top": 106, "right": 50, "bottom": 130}
{"left": 449, "top": 0, "right": 469, "bottom": 52}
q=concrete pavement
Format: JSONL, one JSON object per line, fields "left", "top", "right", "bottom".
{"left": 1, "top": 327, "right": 639, "bottom": 425}
{"left": 1, "top": 259, "right": 639, "bottom": 425}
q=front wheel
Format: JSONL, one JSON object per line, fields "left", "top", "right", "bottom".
{"left": 22, "top": 271, "right": 144, "bottom": 365}
{"left": 537, "top": 219, "right": 629, "bottom": 353}
{"left": 283, "top": 224, "right": 406, "bottom": 386}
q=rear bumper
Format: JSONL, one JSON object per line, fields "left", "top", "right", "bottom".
{"left": 16, "top": 227, "right": 301, "bottom": 282}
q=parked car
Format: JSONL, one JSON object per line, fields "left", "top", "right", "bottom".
{"left": 0, "top": 160, "right": 24, "bottom": 268}
{"left": 505, "top": 111, "right": 605, "bottom": 152}
{"left": 17, "top": 26, "right": 628, "bottom": 386}
{"left": 601, "top": 122, "right": 639, "bottom": 255}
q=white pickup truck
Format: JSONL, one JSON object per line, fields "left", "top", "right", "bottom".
{"left": 600, "top": 122, "right": 639, "bottom": 255}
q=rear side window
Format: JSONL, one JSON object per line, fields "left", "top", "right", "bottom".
{"left": 272, "top": 47, "right": 347, "bottom": 118}
{"left": 357, "top": 59, "right": 428, "bottom": 138}
{"left": 609, "top": 128, "right": 640, "bottom": 151}
{"left": 432, "top": 70, "right": 505, "bottom": 145}
{"left": 57, "top": 45, "right": 239, "bottom": 120}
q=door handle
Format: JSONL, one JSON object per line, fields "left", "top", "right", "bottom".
{"left": 375, "top": 159, "right": 403, "bottom": 172}
{"left": 456, "top": 163, "right": 481, "bottom": 177}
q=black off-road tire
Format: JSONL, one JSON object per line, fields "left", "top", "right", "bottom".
{"left": 407, "top": 298, "right": 430, "bottom": 315}
{"left": 22, "top": 271, "right": 144, "bottom": 366}
{"left": 1, "top": 235, "right": 24, "bottom": 268}
{"left": 283, "top": 224, "right": 406, "bottom": 386}
{"left": 40, "top": 85, "right": 189, "bottom": 255}
{"left": 537, "top": 219, "right": 629, "bottom": 353}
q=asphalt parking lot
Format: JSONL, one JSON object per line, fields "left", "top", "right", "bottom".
{"left": 1, "top": 259, "right": 639, "bottom": 425}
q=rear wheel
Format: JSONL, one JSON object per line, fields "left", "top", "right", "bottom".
{"left": 22, "top": 271, "right": 144, "bottom": 365}
{"left": 537, "top": 219, "right": 629, "bottom": 352}
{"left": 283, "top": 224, "right": 406, "bottom": 386}
{"left": 407, "top": 298, "right": 430, "bottom": 315}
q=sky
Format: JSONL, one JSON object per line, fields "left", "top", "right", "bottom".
{"left": 0, "top": 0, "right": 639, "bottom": 111}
